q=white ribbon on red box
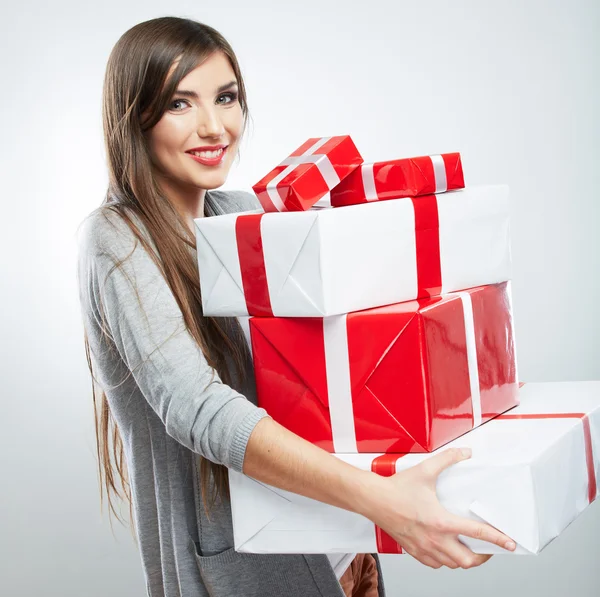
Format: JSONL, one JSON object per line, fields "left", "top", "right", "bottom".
{"left": 266, "top": 137, "right": 341, "bottom": 211}
{"left": 361, "top": 154, "right": 449, "bottom": 201}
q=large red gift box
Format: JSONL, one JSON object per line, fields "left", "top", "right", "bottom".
{"left": 250, "top": 281, "right": 518, "bottom": 453}
{"left": 329, "top": 152, "right": 464, "bottom": 207}
{"left": 252, "top": 135, "right": 363, "bottom": 212}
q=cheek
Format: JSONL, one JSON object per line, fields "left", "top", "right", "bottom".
{"left": 147, "top": 133, "right": 167, "bottom": 163}
{"left": 225, "top": 106, "right": 244, "bottom": 139}
{"left": 150, "top": 118, "right": 188, "bottom": 155}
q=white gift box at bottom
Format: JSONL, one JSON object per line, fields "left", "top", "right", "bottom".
{"left": 230, "top": 381, "right": 600, "bottom": 555}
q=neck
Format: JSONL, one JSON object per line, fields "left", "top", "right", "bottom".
{"left": 156, "top": 173, "right": 207, "bottom": 233}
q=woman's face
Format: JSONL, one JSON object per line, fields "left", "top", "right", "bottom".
{"left": 146, "top": 51, "right": 244, "bottom": 198}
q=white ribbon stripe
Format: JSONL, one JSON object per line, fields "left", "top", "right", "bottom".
{"left": 443, "top": 291, "right": 482, "bottom": 426}
{"left": 429, "top": 154, "right": 448, "bottom": 193}
{"left": 361, "top": 164, "right": 378, "bottom": 201}
{"left": 265, "top": 137, "right": 340, "bottom": 212}
{"left": 460, "top": 292, "right": 482, "bottom": 426}
{"left": 323, "top": 315, "right": 358, "bottom": 453}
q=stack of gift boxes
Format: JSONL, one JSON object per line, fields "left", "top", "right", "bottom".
{"left": 194, "top": 135, "right": 599, "bottom": 557}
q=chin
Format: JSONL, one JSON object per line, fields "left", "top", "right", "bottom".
{"left": 198, "top": 176, "right": 227, "bottom": 190}
{"left": 197, "top": 168, "right": 232, "bottom": 188}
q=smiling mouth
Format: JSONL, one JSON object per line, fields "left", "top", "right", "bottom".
{"left": 188, "top": 147, "right": 226, "bottom": 159}
{"left": 186, "top": 146, "right": 229, "bottom": 166}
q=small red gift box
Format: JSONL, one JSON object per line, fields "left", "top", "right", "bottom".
{"left": 329, "top": 152, "right": 464, "bottom": 207}
{"left": 252, "top": 135, "right": 363, "bottom": 212}
{"left": 250, "top": 281, "right": 518, "bottom": 453}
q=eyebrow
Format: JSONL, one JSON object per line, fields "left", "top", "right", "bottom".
{"left": 173, "top": 80, "right": 238, "bottom": 99}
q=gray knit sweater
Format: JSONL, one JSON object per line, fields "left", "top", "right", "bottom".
{"left": 76, "top": 188, "right": 386, "bottom": 597}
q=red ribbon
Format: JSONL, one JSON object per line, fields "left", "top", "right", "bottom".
{"left": 371, "top": 454, "right": 405, "bottom": 553}
{"left": 235, "top": 214, "right": 274, "bottom": 317}
{"left": 411, "top": 195, "right": 442, "bottom": 298}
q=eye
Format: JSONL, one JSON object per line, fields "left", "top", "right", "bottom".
{"left": 216, "top": 92, "right": 238, "bottom": 105}
{"left": 169, "top": 98, "right": 191, "bottom": 111}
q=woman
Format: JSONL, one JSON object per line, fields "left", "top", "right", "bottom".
{"left": 76, "top": 16, "right": 516, "bottom": 597}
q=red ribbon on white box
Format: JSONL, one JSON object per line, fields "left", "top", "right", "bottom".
{"left": 265, "top": 137, "right": 341, "bottom": 212}
{"left": 235, "top": 214, "right": 274, "bottom": 317}
{"left": 323, "top": 292, "right": 483, "bottom": 454}
{"left": 371, "top": 454, "right": 407, "bottom": 553}
{"left": 361, "top": 154, "right": 449, "bottom": 201}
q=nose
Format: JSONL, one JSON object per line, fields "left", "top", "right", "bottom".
{"left": 197, "top": 105, "right": 225, "bottom": 139}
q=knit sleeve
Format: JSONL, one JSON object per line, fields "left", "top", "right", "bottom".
{"left": 79, "top": 209, "right": 270, "bottom": 473}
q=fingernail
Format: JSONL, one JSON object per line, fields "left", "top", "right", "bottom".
{"left": 505, "top": 541, "right": 516, "bottom": 550}
{"left": 461, "top": 448, "right": 471, "bottom": 457}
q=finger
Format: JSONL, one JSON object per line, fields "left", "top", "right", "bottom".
{"left": 446, "top": 515, "right": 516, "bottom": 551}
{"left": 429, "top": 549, "right": 460, "bottom": 569}
{"left": 401, "top": 545, "right": 444, "bottom": 569}
{"left": 419, "top": 447, "right": 471, "bottom": 479}
{"left": 417, "top": 554, "right": 444, "bottom": 569}
{"left": 439, "top": 538, "right": 493, "bottom": 569}
{"left": 465, "top": 553, "right": 493, "bottom": 568}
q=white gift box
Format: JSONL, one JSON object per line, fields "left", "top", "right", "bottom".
{"left": 194, "top": 185, "right": 512, "bottom": 317}
{"left": 230, "top": 381, "right": 600, "bottom": 555}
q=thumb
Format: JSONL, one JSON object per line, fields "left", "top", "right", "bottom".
{"left": 419, "top": 447, "right": 472, "bottom": 479}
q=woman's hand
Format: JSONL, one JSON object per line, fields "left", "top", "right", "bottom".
{"left": 243, "top": 418, "right": 516, "bottom": 569}
{"left": 364, "top": 447, "right": 516, "bottom": 569}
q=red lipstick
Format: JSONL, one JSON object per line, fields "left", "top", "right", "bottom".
{"left": 186, "top": 144, "right": 228, "bottom": 167}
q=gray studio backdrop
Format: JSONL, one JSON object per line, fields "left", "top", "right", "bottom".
{"left": 1, "top": 1, "right": 599, "bottom": 595}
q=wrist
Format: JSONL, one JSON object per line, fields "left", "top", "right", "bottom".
{"left": 348, "top": 469, "right": 390, "bottom": 520}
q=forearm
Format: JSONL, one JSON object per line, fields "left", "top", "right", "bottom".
{"left": 242, "top": 416, "right": 384, "bottom": 518}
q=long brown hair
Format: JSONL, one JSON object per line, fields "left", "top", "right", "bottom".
{"left": 84, "top": 16, "right": 251, "bottom": 535}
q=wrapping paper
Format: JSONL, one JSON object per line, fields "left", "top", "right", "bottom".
{"left": 194, "top": 185, "right": 512, "bottom": 317}
{"left": 251, "top": 282, "right": 519, "bottom": 453}
{"left": 330, "top": 152, "right": 464, "bottom": 207}
{"left": 252, "top": 136, "right": 363, "bottom": 212}
{"left": 229, "top": 381, "right": 600, "bottom": 555}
